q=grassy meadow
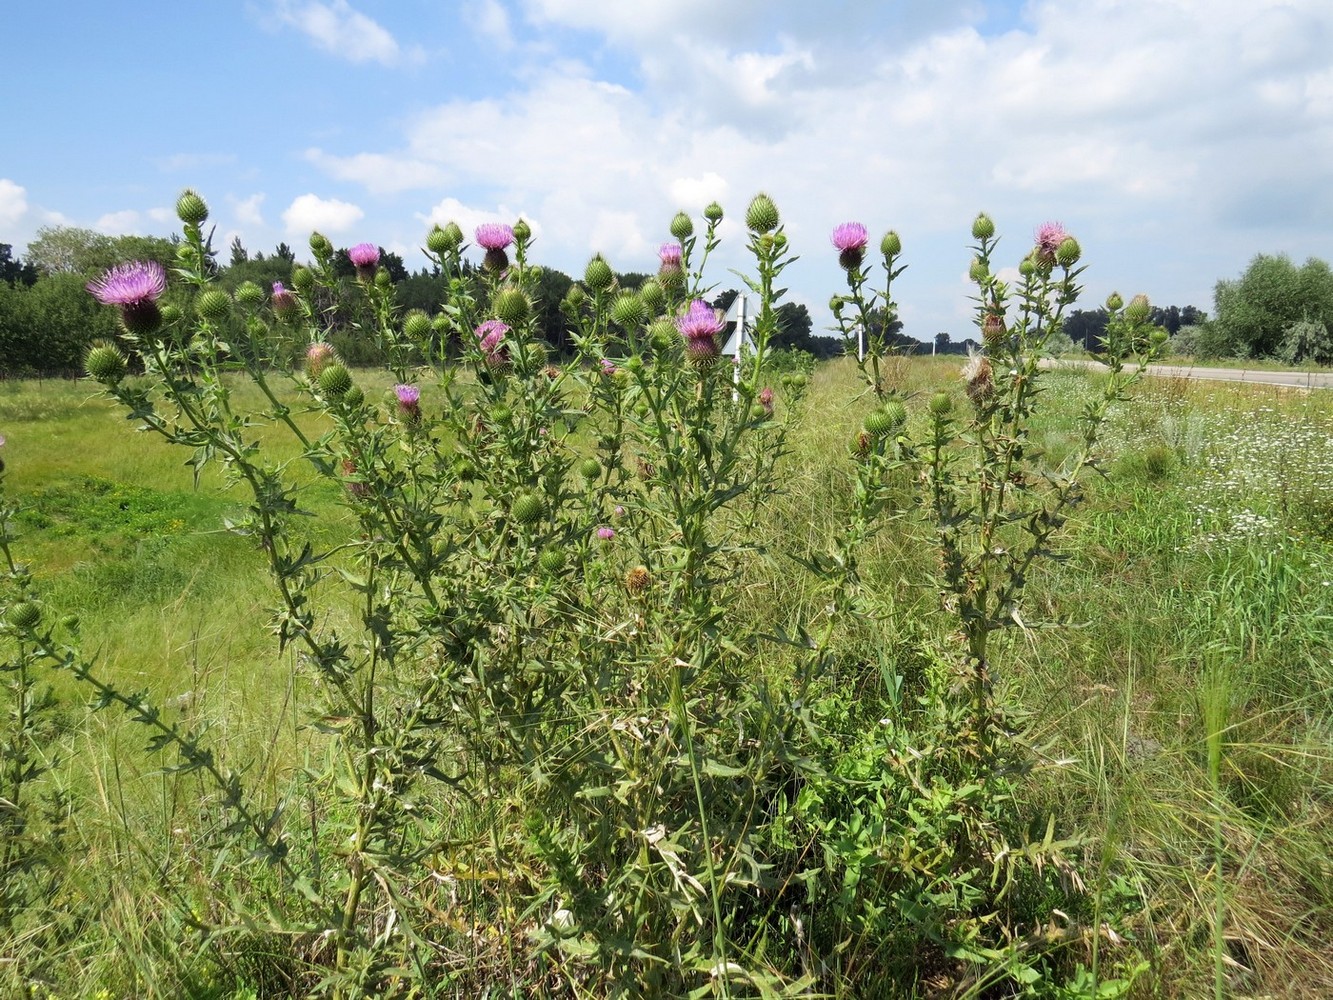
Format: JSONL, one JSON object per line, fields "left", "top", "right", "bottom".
{"left": 3, "top": 356, "right": 1333, "bottom": 997}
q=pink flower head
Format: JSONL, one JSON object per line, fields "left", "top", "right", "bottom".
{"left": 1035, "top": 221, "right": 1068, "bottom": 257}
{"left": 475, "top": 319, "right": 509, "bottom": 354}
{"left": 475, "top": 224, "right": 514, "bottom": 251}
{"left": 596, "top": 525, "right": 615, "bottom": 541}
{"left": 831, "top": 222, "right": 868, "bottom": 254}
{"left": 86, "top": 261, "right": 167, "bottom": 306}
{"left": 600, "top": 358, "right": 618, "bottom": 376}
{"left": 676, "top": 299, "right": 723, "bottom": 364}
{"left": 87, "top": 261, "right": 167, "bottom": 334}
{"left": 348, "top": 243, "right": 380, "bottom": 269}
{"left": 271, "top": 281, "right": 298, "bottom": 317}
{"left": 394, "top": 383, "right": 421, "bottom": 422}
{"left": 658, "top": 242, "right": 683, "bottom": 267}
{"left": 306, "top": 342, "right": 335, "bottom": 377}
{"left": 759, "top": 386, "right": 774, "bottom": 417}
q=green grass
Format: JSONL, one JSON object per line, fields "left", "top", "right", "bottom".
{"left": 4, "top": 362, "right": 1333, "bottom": 996}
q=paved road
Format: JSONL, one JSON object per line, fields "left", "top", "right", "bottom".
{"left": 1048, "top": 359, "right": 1333, "bottom": 390}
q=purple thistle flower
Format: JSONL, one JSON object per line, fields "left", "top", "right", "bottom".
{"left": 271, "top": 281, "right": 298, "bottom": 318}
{"left": 475, "top": 224, "right": 514, "bottom": 251}
{"left": 394, "top": 383, "right": 421, "bottom": 422}
{"left": 676, "top": 299, "right": 723, "bottom": 364}
{"left": 87, "top": 261, "right": 167, "bottom": 334}
{"left": 306, "top": 342, "right": 335, "bottom": 377}
{"left": 600, "top": 358, "right": 618, "bottom": 376}
{"left": 348, "top": 243, "right": 380, "bottom": 269}
{"left": 475, "top": 319, "right": 509, "bottom": 353}
{"left": 658, "top": 243, "right": 683, "bottom": 267}
{"left": 1035, "top": 221, "right": 1068, "bottom": 257}
{"left": 596, "top": 525, "right": 615, "bottom": 541}
{"left": 831, "top": 223, "right": 868, "bottom": 254}
{"left": 759, "top": 386, "right": 774, "bottom": 417}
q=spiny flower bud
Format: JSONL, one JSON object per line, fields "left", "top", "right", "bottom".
{"left": 306, "top": 342, "right": 335, "bottom": 377}
{"left": 1149, "top": 328, "right": 1169, "bottom": 347}
{"left": 1056, "top": 236, "right": 1081, "bottom": 268}
{"left": 493, "top": 287, "right": 531, "bottom": 326}
{"left": 319, "top": 363, "right": 353, "bottom": 398}
{"left": 670, "top": 211, "right": 694, "bottom": 240}
{"left": 1126, "top": 294, "right": 1152, "bottom": 324}
{"left": 235, "top": 281, "right": 264, "bottom": 307}
{"left": 491, "top": 404, "right": 512, "bottom": 424}
{"left": 971, "top": 213, "right": 995, "bottom": 240}
{"left": 880, "top": 230, "right": 902, "bottom": 257}
{"left": 982, "top": 312, "right": 1006, "bottom": 345}
{"left": 1019, "top": 255, "right": 1037, "bottom": 277}
{"left": 8, "top": 601, "right": 40, "bottom": 629}
{"left": 292, "top": 266, "right": 315, "bottom": 294}
{"left": 564, "top": 285, "right": 587, "bottom": 310}
{"left": 512, "top": 218, "right": 532, "bottom": 243}
{"left": 639, "top": 278, "right": 666, "bottom": 316}
{"left": 85, "top": 343, "right": 128, "bottom": 384}
{"left": 510, "top": 493, "right": 546, "bottom": 526}
{"left": 196, "top": 289, "right": 232, "bottom": 321}
{"left": 310, "top": 232, "right": 333, "bottom": 257}
{"left": 584, "top": 255, "right": 614, "bottom": 291}
{"left": 426, "top": 225, "right": 451, "bottom": 254}
{"left": 539, "top": 547, "right": 566, "bottom": 574}
{"left": 969, "top": 257, "right": 989, "bottom": 284}
{"left": 611, "top": 292, "right": 646, "bottom": 329}
{"left": 175, "top": 189, "right": 209, "bottom": 226}
{"left": 1105, "top": 291, "right": 1124, "bottom": 312}
{"left": 704, "top": 202, "right": 724, "bottom": 223}
{"left": 626, "top": 565, "right": 652, "bottom": 595}
{"left": 648, "top": 317, "right": 677, "bottom": 353}
{"left": 962, "top": 354, "right": 994, "bottom": 405}
{"left": 374, "top": 267, "right": 392, "bottom": 289}
{"left": 928, "top": 391, "right": 954, "bottom": 416}
{"left": 441, "top": 221, "right": 464, "bottom": 249}
{"left": 343, "top": 385, "right": 364, "bottom": 408}
{"left": 403, "top": 310, "right": 431, "bottom": 341}
{"left": 579, "top": 457, "right": 602, "bottom": 480}
{"left": 745, "top": 193, "right": 780, "bottom": 234}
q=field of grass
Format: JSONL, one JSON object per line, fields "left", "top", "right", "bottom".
{"left": 3, "top": 358, "right": 1332, "bottom": 997}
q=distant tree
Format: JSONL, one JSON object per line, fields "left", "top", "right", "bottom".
{"left": 772, "top": 302, "right": 813, "bottom": 352}
{"left": 0, "top": 244, "right": 37, "bottom": 287}
{"left": 1214, "top": 253, "right": 1333, "bottom": 357}
{"left": 274, "top": 242, "right": 296, "bottom": 263}
{"left": 25, "top": 226, "right": 114, "bottom": 275}
{"left": 1063, "top": 309, "right": 1108, "bottom": 352}
{"left": 229, "top": 236, "right": 249, "bottom": 267}
{"left": 0, "top": 272, "right": 120, "bottom": 376}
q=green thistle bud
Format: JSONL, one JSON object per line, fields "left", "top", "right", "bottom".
{"left": 403, "top": 310, "right": 431, "bottom": 340}
{"left": 1019, "top": 255, "right": 1037, "bottom": 277}
{"left": 1126, "top": 294, "right": 1152, "bottom": 324}
{"left": 8, "top": 601, "right": 40, "bottom": 629}
{"left": 648, "top": 318, "right": 677, "bottom": 353}
{"left": 1056, "top": 236, "right": 1081, "bottom": 268}
{"left": 175, "top": 189, "right": 209, "bottom": 226}
{"left": 971, "top": 213, "right": 996, "bottom": 240}
{"left": 539, "top": 547, "right": 566, "bottom": 574}
{"left": 85, "top": 344, "right": 128, "bottom": 384}
{"left": 491, "top": 404, "right": 512, "bottom": 424}
{"left": 670, "top": 211, "right": 694, "bottom": 240}
{"left": 493, "top": 287, "right": 530, "bottom": 326}
{"left": 319, "top": 364, "right": 353, "bottom": 397}
{"left": 196, "top": 289, "right": 232, "bottom": 321}
{"left": 745, "top": 193, "right": 780, "bottom": 234}
{"left": 310, "top": 232, "right": 333, "bottom": 257}
{"left": 584, "top": 255, "right": 614, "bottom": 292}
{"left": 1149, "top": 328, "right": 1169, "bottom": 347}
{"left": 928, "top": 391, "right": 953, "bottom": 416}
{"left": 343, "top": 385, "right": 364, "bottom": 408}
{"left": 426, "top": 225, "right": 450, "bottom": 254}
{"left": 863, "top": 409, "right": 895, "bottom": 437}
{"left": 432, "top": 314, "right": 450, "bottom": 333}
{"left": 829, "top": 295, "right": 845, "bottom": 316}
{"left": 510, "top": 493, "right": 546, "bottom": 526}
{"left": 292, "top": 266, "right": 315, "bottom": 294}
{"left": 452, "top": 457, "right": 476, "bottom": 482}
{"left": 611, "top": 292, "right": 646, "bottom": 329}
{"left": 969, "top": 257, "right": 989, "bottom": 283}
{"left": 60, "top": 614, "right": 80, "bottom": 632}
{"left": 639, "top": 279, "right": 666, "bottom": 316}
{"left": 374, "top": 267, "right": 392, "bottom": 289}
{"left": 159, "top": 303, "right": 182, "bottom": 327}
{"left": 579, "top": 457, "right": 602, "bottom": 480}
{"left": 624, "top": 355, "right": 645, "bottom": 375}
{"left": 512, "top": 218, "right": 532, "bottom": 242}
{"left": 788, "top": 373, "right": 807, "bottom": 390}
{"left": 881, "top": 399, "right": 908, "bottom": 431}
{"left": 565, "top": 285, "right": 587, "bottom": 310}
{"left": 235, "top": 281, "right": 264, "bottom": 307}
{"left": 749, "top": 404, "right": 769, "bottom": 422}
{"left": 880, "top": 230, "right": 902, "bottom": 257}
{"left": 704, "top": 202, "right": 724, "bottom": 223}
{"left": 441, "top": 221, "right": 464, "bottom": 249}
{"left": 1105, "top": 291, "right": 1124, "bottom": 312}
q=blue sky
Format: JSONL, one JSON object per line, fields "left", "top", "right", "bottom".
{"left": 3, "top": 0, "right": 1332, "bottom": 340}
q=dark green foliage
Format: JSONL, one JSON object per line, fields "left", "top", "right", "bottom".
{"left": 1214, "top": 253, "right": 1333, "bottom": 358}
{"left": 0, "top": 272, "right": 120, "bottom": 376}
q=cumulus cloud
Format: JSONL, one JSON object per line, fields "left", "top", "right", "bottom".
{"left": 0, "top": 179, "right": 28, "bottom": 229}
{"left": 282, "top": 193, "right": 365, "bottom": 234}
{"left": 273, "top": 0, "right": 415, "bottom": 65}
{"left": 467, "top": 0, "right": 515, "bottom": 48}
{"left": 230, "top": 193, "right": 267, "bottom": 228}
{"left": 95, "top": 210, "right": 142, "bottom": 235}
{"left": 305, "top": 149, "right": 450, "bottom": 195}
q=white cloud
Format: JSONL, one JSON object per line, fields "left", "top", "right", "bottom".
{"left": 305, "top": 149, "right": 450, "bottom": 195}
{"left": 669, "top": 173, "right": 729, "bottom": 211}
{"left": 95, "top": 210, "right": 142, "bottom": 235}
{"left": 230, "top": 193, "right": 266, "bottom": 228}
{"left": 147, "top": 207, "right": 175, "bottom": 225}
{"left": 282, "top": 194, "right": 365, "bottom": 234}
{"left": 467, "top": 0, "right": 515, "bottom": 48}
{"left": 0, "top": 179, "right": 27, "bottom": 229}
{"left": 419, "top": 197, "right": 532, "bottom": 243}
{"left": 273, "top": 0, "right": 413, "bottom": 65}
